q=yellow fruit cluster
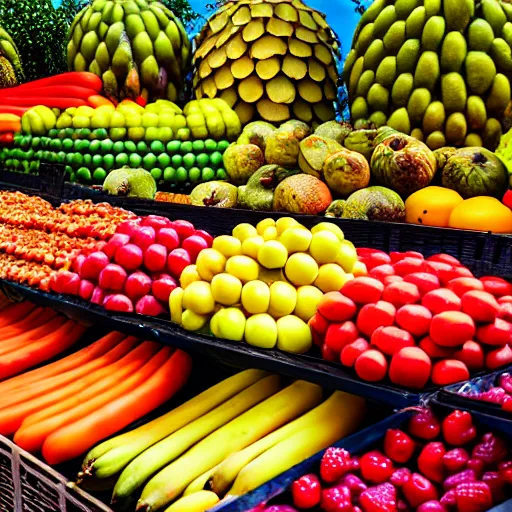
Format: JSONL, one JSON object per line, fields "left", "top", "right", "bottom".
{"left": 169, "top": 217, "right": 362, "bottom": 353}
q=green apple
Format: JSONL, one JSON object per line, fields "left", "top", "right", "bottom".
{"left": 276, "top": 315, "right": 313, "bottom": 354}
{"left": 245, "top": 314, "right": 278, "bottom": 349}
{"left": 241, "top": 280, "right": 270, "bottom": 314}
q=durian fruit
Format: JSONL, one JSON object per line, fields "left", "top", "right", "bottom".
{"left": 0, "top": 25, "right": 24, "bottom": 87}
{"left": 193, "top": 0, "right": 340, "bottom": 127}
{"left": 67, "top": 0, "right": 191, "bottom": 103}
{"left": 345, "top": 0, "right": 512, "bottom": 150}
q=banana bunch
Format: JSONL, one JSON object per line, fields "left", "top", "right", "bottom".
{"left": 21, "top": 106, "right": 58, "bottom": 136}
{"left": 79, "top": 369, "right": 366, "bottom": 511}
{"left": 67, "top": 0, "right": 191, "bottom": 103}
{"left": 184, "top": 99, "right": 243, "bottom": 141}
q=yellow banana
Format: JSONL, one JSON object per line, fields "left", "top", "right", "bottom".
{"left": 220, "top": 110, "right": 243, "bottom": 141}
{"left": 137, "top": 381, "right": 323, "bottom": 511}
{"left": 227, "top": 391, "right": 367, "bottom": 497}
{"left": 113, "top": 375, "right": 282, "bottom": 502}
{"left": 210, "top": 391, "right": 363, "bottom": 496}
{"left": 183, "top": 466, "right": 220, "bottom": 496}
{"left": 32, "top": 106, "right": 57, "bottom": 131}
{"left": 169, "top": 286, "right": 184, "bottom": 324}
{"left": 82, "top": 369, "right": 268, "bottom": 479}
{"left": 164, "top": 491, "right": 219, "bottom": 512}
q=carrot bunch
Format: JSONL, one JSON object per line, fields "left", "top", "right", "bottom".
{"left": 0, "top": 302, "right": 86, "bottom": 381}
{"left": 0, "top": 72, "right": 105, "bottom": 110}
{"left": 0, "top": 318, "right": 192, "bottom": 465}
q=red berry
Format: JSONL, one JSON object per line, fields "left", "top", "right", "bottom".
{"left": 320, "top": 485, "right": 353, "bottom": 512}
{"left": 320, "top": 448, "right": 354, "bottom": 483}
{"left": 408, "top": 409, "right": 441, "bottom": 440}
{"left": 443, "top": 448, "right": 469, "bottom": 474}
{"left": 384, "top": 429, "right": 415, "bottom": 464}
{"left": 416, "top": 501, "right": 448, "bottom": 512}
{"left": 418, "top": 442, "right": 446, "bottom": 483}
{"left": 390, "top": 468, "right": 412, "bottom": 487}
{"left": 360, "top": 450, "right": 394, "bottom": 484}
{"left": 471, "top": 432, "right": 508, "bottom": 467}
{"left": 339, "top": 473, "right": 367, "bottom": 496}
{"left": 292, "top": 474, "right": 322, "bottom": 509}
{"left": 359, "top": 483, "right": 397, "bottom": 512}
{"left": 454, "top": 482, "right": 493, "bottom": 512}
{"left": 482, "top": 471, "right": 506, "bottom": 502}
{"left": 402, "top": 473, "right": 438, "bottom": 508}
{"left": 442, "top": 411, "right": 477, "bottom": 446}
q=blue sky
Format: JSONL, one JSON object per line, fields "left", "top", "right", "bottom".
{"left": 51, "top": 0, "right": 363, "bottom": 59}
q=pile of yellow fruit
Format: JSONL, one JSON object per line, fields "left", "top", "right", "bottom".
{"left": 169, "top": 217, "right": 363, "bottom": 354}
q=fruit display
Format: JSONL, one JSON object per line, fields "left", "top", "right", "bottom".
{"left": 192, "top": 0, "right": 340, "bottom": 126}
{"left": 0, "top": 325, "right": 191, "bottom": 464}
{"left": 0, "top": 191, "right": 135, "bottom": 290}
{"left": 451, "top": 370, "right": 512, "bottom": 413}
{"left": 311, "top": 248, "right": 512, "bottom": 388}
{"left": 170, "top": 217, "right": 365, "bottom": 353}
{"left": 258, "top": 408, "right": 512, "bottom": 512}
{"left": 0, "top": 301, "right": 86, "bottom": 380}
{"left": 0, "top": 25, "right": 24, "bottom": 87}
{"left": 66, "top": 0, "right": 191, "bottom": 104}
{"left": 63, "top": 215, "right": 214, "bottom": 317}
{"left": 78, "top": 369, "right": 366, "bottom": 510}
{"left": 345, "top": 0, "right": 512, "bottom": 151}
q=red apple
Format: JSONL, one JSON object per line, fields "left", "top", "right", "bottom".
{"left": 172, "top": 219, "right": 195, "bottom": 241}
{"left": 394, "top": 257, "right": 426, "bottom": 276}
{"left": 480, "top": 276, "right": 512, "bottom": 297}
{"left": 447, "top": 277, "right": 484, "bottom": 297}
{"left": 182, "top": 235, "right": 209, "bottom": 263}
{"left": 486, "top": 344, "right": 512, "bottom": 370}
{"left": 454, "top": 341, "right": 484, "bottom": 371}
{"left": 124, "top": 271, "right": 152, "bottom": 301}
{"left": 357, "top": 301, "right": 396, "bottom": 337}
{"left": 156, "top": 227, "right": 180, "bottom": 251}
{"left": 341, "top": 277, "right": 384, "bottom": 304}
{"left": 80, "top": 251, "right": 109, "bottom": 281}
{"left": 141, "top": 215, "right": 170, "bottom": 231}
{"left": 340, "top": 338, "right": 370, "bottom": 367}
{"left": 152, "top": 275, "right": 177, "bottom": 303}
{"left": 422, "top": 288, "right": 461, "bottom": 314}
{"left": 383, "top": 281, "right": 421, "bottom": 307}
{"left": 404, "top": 273, "right": 440, "bottom": 296}
{"left": 476, "top": 319, "right": 512, "bottom": 346}
{"left": 78, "top": 279, "right": 94, "bottom": 301}
{"left": 389, "top": 347, "right": 432, "bottom": 389}
{"left": 144, "top": 244, "right": 168, "bottom": 272}
{"left": 355, "top": 349, "right": 388, "bottom": 382}
{"left": 131, "top": 226, "right": 156, "bottom": 249}
{"left": 372, "top": 326, "right": 415, "bottom": 356}
{"left": 430, "top": 311, "right": 475, "bottom": 347}
{"left": 115, "top": 243, "right": 144, "bottom": 271}
{"left": 324, "top": 321, "right": 359, "bottom": 352}
{"left": 194, "top": 229, "right": 214, "bottom": 247}
{"left": 461, "top": 290, "right": 500, "bottom": 323}
{"left": 98, "top": 264, "right": 127, "bottom": 292}
{"left": 431, "top": 360, "right": 470, "bottom": 386}
{"left": 396, "top": 304, "right": 432, "bottom": 337}
{"left": 369, "top": 264, "right": 395, "bottom": 282}
{"left": 419, "top": 337, "right": 455, "bottom": 359}
{"left": 103, "top": 233, "right": 130, "bottom": 259}
{"left": 167, "top": 248, "right": 192, "bottom": 278}
{"left": 317, "top": 292, "right": 357, "bottom": 322}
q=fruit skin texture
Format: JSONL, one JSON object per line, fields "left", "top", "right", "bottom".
{"left": 273, "top": 175, "right": 333, "bottom": 215}
{"left": 405, "top": 186, "right": 464, "bottom": 227}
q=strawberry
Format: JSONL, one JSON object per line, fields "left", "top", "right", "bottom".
{"left": 416, "top": 501, "right": 448, "bottom": 512}
{"left": 498, "top": 461, "right": 512, "bottom": 484}
{"left": 339, "top": 474, "right": 367, "bottom": 496}
{"left": 442, "top": 448, "right": 469, "bottom": 473}
{"left": 482, "top": 471, "right": 506, "bottom": 502}
{"left": 359, "top": 482, "right": 397, "bottom": 512}
{"left": 418, "top": 442, "right": 446, "bottom": 483}
{"left": 472, "top": 433, "right": 508, "bottom": 467}
{"left": 320, "top": 485, "right": 353, "bottom": 512}
{"left": 467, "top": 459, "right": 485, "bottom": 475}
{"left": 442, "top": 411, "right": 477, "bottom": 446}
{"left": 499, "top": 373, "right": 512, "bottom": 393}
{"left": 292, "top": 474, "right": 321, "bottom": 509}
{"left": 390, "top": 468, "right": 411, "bottom": 487}
{"left": 478, "top": 387, "right": 507, "bottom": 405}
{"left": 383, "top": 429, "right": 415, "bottom": 463}
{"left": 443, "top": 469, "right": 477, "bottom": 491}
{"left": 360, "top": 451, "right": 394, "bottom": 484}
{"left": 440, "top": 489, "right": 456, "bottom": 507}
{"left": 321, "top": 448, "right": 355, "bottom": 483}
{"left": 402, "top": 473, "right": 438, "bottom": 508}
{"left": 453, "top": 482, "right": 493, "bottom": 512}
{"left": 407, "top": 409, "right": 441, "bottom": 440}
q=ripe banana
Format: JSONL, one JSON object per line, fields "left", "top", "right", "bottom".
{"left": 210, "top": 390, "right": 364, "bottom": 496}
{"left": 113, "top": 374, "right": 282, "bottom": 502}
{"left": 227, "top": 391, "right": 367, "bottom": 497}
{"left": 163, "top": 491, "right": 219, "bottom": 512}
{"left": 137, "top": 380, "right": 323, "bottom": 511}
{"left": 183, "top": 465, "right": 220, "bottom": 496}
{"left": 82, "top": 369, "right": 268, "bottom": 480}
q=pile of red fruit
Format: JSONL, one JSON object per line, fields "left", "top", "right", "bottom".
{"left": 269, "top": 409, "right": 512, "bottom": 512}
{"left": 309, "top": 249, "right": 512, "bottom": 389}
{"left": 457, "top": 372, "right": 512, "bottom": 413}
{"left": 56, "top": 215, "right": 213, "bottom": 316}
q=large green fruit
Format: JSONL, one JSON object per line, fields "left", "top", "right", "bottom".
{"left": 345, "top": 0, "right": 512, "bottom": 150}
{"left": 0, "top": 25, "right": 24, "bottom": 87}
{"left": 67, "top": 0, "right": 191, "bottom": 103}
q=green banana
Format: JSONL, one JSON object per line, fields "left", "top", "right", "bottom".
{"left": 80, "top": 31, "right": 100, "bottom": 63}
{"left": 80, "top": 8, "right": 94, "bottom": 31}
{"left": 164, "top": 20, "right": 182, "bottom": 54}
{"left": 100, "top": 1, "right": 115, "bottom": 24}
{"left": 149, "top": 4, "right": 171, "bottom": 29}
{"left": 125, "top": 13, "right": 146, "bottom": 40}
{"left": 95, "top": 42, "right": 110, "bottom": 72}
{"left": 87, "top": 11, "right": 103, "bottom": 32}
{"left": 105, "top": 21, "right": 125, "bottom": 56}
{"left": 112, "top": 2, "right": 125, "bottom": 23}
{"left": 140, "top": 55, "right": 159, "bottom": 87}
{"left": 141, "top": 10, "right": 161, "bottom": 40}
{"left": 112, "top": 31, "right": 133, "bottom": 78}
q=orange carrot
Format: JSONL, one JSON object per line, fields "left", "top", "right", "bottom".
{"left": 15, "top": 342, "right": 161, "bottom": 451}
{"left": 87, "top": 95, "right": 115, "bottom": 108}
{"left": 0, "top": 315, "right": 66, "bottom": 357}
{"left": 2, "top": 341, "right": 157, "bottom": 438}
{"left": 0, "top": 307, "right": 57, "bottom": 338}
{"left": 0, "top": 336, "right": 138, "bottom": 406}
{"left": 0, "top": 331, "right": 126, "bottom": 394}
{"left": 0, "top": 302, "right": 35, "bottom": 327}
{"left": 0, "top": 120, "right": 21, "bottom": 133}
{"left": 0, "top": 321, "right": 86, "bottom": 381}
{"left": 42, "top": 349, "right": 192, "bottom": 465}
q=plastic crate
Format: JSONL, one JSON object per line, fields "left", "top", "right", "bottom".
{"left": 211, "top": 402, "right": 512, "bottom": 512}
{"left": 0, "top": 436, "right": 112, "bottom": 512}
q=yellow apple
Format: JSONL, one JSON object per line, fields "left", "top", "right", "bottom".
{"left": 269, "top": 281, "right": 297, "bottom": 318}
{"left": 169, "top": 287, "right": 184, "bottom": 324}
{"left": 276, "top": 315, "right": 313, "bottom": 354}
{"left": 257, "top": 240, "right": 288, "bottom": 269}
{"left": 181, "top": 309, "right": 210, "bottom": 331}
{"left": 210, "top": 308, "right": 246, "bottom": 341}
{"left": 311, "top": 222, "right": 345, "bottom": 241}
{"left": 276, "top": 217, "right": 299, "bottom": 235}
{"left": 262, "top": 226, "right": 278, "bottom": 241}
{"left": 256, "top": 218, "right": 276, "bottom": 235}
{"left": 314, "top": 263, "right": 354, "bottom": 292}
{"left": 211, "top": 273, "right": 243, "bottom": 306}
{"left": 335, "top": 240, "right": 359, "bottom": 272}
{"left": 279, "top": 227, "right": 312, "bottom": 253}
{"left": 241, "top": 280, "right": 271, "bottom": 314}
{"left": 182, "top": 281, "right": 215, "bottom": 315}
{"left": 244, "top": 314, "right": 278, "bottom": 349}
{"left": 196, "top": 249, "right": 226, "bottom": 281}
{"left": 242, "top": 236, "right": 265, "bottom": 259}
{"left": 284, "top": 253, "right": 319, "bottom": 286}
{"left": 232, "top": 223, "right": 258, "bottom": 242}
{"left": 180, "top": 264, "right": 202, "bottom": 289}
{"left": 225, "top": 255, "right": 260, "bottom": 283}
{"left": 309, "top": 231, "right": 342, "bottom": 264}
{"left": 212, "top": 235, "right": 242, "bottom": 258}
{"left": 294, "top": 285, "right": 324, "bottom": 322}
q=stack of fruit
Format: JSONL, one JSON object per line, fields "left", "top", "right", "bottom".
{"left": 0, "top": 191, "right": 135, "bottom": 290}
{"left": 345, "top": 0, "right": 512, "bottom": 151}
{"left": 311, "top": 249, "right": 512, "bottom": 388}
{"left": 78, "top": 369, "right": 366, "bottom": 511}
{"left": 0, "top": 327, "right": 191, "bottom": 465}
{"left": 170, "top": 217, "right": 364, "bottom": 354}
{"left": 193, "top": 0, "right": 340, "bottom": 126}
{"left": 64, "top": 215, "right": 214, "bottom": 317}
{"left": 266, "top": 408, "right": 512, "bottom": 512}
{"left": 66, "top": 0, "right": 191, "bottom": 104}
{"left": 0, "top": 25, "right": 24, "bottom": 87}
{"left": 455, "top": 370, "right": 512, "bottom": 413}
